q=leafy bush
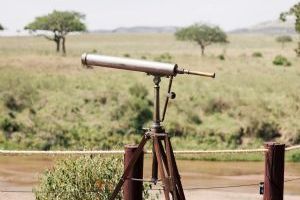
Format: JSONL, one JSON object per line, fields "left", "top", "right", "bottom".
{"left": 141, "top": 55, "right": 147, "bottom": 60}
{"left": 291, "top": 152, "right": 300, "bottom": 162}
{"left": 154, "top": 53, "right": 172, "bottom": 62}
{"left": 273, "top": 55, "right": 291, "bottom": 66}
{"left": 252, "top": 52, "right": 263, "bottom": 57}
{"left": 123, "top": 53, "right": 130, "bottom": 58}
{"left": 129, "top": 84, "right": 148, "bottom": 100}
{"left": 204, "top": 98, "right": 230, "bottom": 114}
{"left": 225, "top": 130, "right": 243, "bottom": 148}
{"left": 218, "top": 54, "right": 225, "bottom": 60}
{"left": 2, "top": 83, "right": 39, "bottom": 112}
{"left": 0, "top": 117, "right": 21, "bottom": 134}
{"left": 188, "top": 114, "right": 202, "bottom": 125}
{"left": 35, "top": 156, "right": 123, "bottom": 200}
{"left": 245, "top": 120, "right": 281, "bottom": 141}
{"left": 112, "top": 84, "right": 152, "bottom": 133}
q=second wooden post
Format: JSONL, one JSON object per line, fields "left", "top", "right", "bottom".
{"left": 263, "top": 142, "right": 285, "bottom": 200}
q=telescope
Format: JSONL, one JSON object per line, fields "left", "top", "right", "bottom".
{"left": 81, "top": 53, "right": 216, "bottom": 200}
{"left": 81, "top": 53, "right": 215, "bottom": 78}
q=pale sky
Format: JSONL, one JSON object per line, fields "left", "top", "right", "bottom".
{"left": 0, "top": 0, "right": 298, "bottom": 31}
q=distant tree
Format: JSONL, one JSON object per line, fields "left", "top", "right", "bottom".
{"left": 276, "top": 35, "right": 293, "bottom": 49}
{"left": 280, "top": 3, "right": 300, "bottom": 56}
{"left": 25, "top": 10, "right": 86, "bottom": 55}
{"left": 175, "top": 24, "right": 228, "bottom": 56}
{"left": 0, "top": 23, "right": 3, "bottom": 30}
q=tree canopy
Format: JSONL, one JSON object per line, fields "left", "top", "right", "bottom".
{"left": 276, "top": 35, "right": 292, "bottom": 49}
{"left": 280, "top": 3, "right": 300, "bottom": 56}
{"left": 0, "top": 24, "right": 3, "bottom": 30}
{"left": 276, "top": 35, "right": 292, "bottom": 43}
{"left": 25, "top": 10, "right": 86, "bottom": 54}
{"left": 175, "top": 24, "right": 228, "bottom": 55}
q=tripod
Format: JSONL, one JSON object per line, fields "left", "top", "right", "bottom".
{"left": 109, "top": 75, "right": 186, "bottom": 200}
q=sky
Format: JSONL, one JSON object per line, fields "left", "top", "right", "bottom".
{"left": 0, "top": 0, "right": 298, "bottom": 31}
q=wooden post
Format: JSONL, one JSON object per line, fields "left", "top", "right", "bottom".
{"left": 124, "top": 145, "right": 144, "bottom": 200}
{"left": 263, "top": 142, "right": 285, "bottom": 200}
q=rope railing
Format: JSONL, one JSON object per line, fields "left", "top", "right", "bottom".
{"left": 0, "top": 150, "right": 124, "bottom": 156}
{"left": 0, "top": 144, "right": 299, "bottom": 156}
{"left": 285, "top": 145, "right": 300, "bottom": 151}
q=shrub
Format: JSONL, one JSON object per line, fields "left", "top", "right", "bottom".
{"left": 188, "top": 114, "right": 202, "bottom": 124}
{"left": 0, "top": 117, "right": 22, "bottom": 138}
{"left": 129, "top": 84, "right": 148, "bottom": 100}
{"left": 273, "top": 55, "right": 291, "bottom": 66}
{"left": 218, "top": 54, "right": 225, "bottom": 60}
{"left": 225, "top": 130, "right": 243, "bottom": 148}
{"left": 167, "top": 121, "right": 185, "bottom": 137}
{"left": 291, "top": 152, "right": 300, "bottom": 162}
{"left": 123, "top": 53, "right": 130, "bottom": 58}
{"left": 154, "top": 53, "right": 172, "bottom": 62}
{"left": 2, "top": 82, "right": 39, "bottom": 112}
{"left": 290, "top": 152, "right": 300, "bottom": 162}
{"left": 128, "top": 97, "right": 152, "bottom": 132}
{"left": 112, "top": 84, "right": 152, "bottom": 133}
{"left": 204, "top": 98, "right": 230, "bottom": 114}
{"left": 35, "top": 156, "right": 122, "bottom": 200}
{"left": 141, "top": 55, "right": 147, "bottom": 60}
{"left": 288, "top": 130, "right": 300, "bottom": 145}
{"left": 245, "top": 120, "right": 281, "bottom": 141}
{"left": 252, "top": 52, "right": 263, "bottom": 57}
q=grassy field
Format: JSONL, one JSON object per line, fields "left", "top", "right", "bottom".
{"left": 0, "top": 33, "right": 299, "bottom": 154}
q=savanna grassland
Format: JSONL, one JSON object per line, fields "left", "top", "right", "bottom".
{"left": 0, "top": 33, "right": 300, "bottom": 154}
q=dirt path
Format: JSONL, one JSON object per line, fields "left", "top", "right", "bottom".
{"left": 1, "top": 157, "right": 300, "bottom": 200}
{"left": 185, "top": 190, "right": 300, "bottom": 200}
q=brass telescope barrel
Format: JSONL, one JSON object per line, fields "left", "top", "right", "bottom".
{"left": 81, "top": 53, "right": 215, "bottom": 78}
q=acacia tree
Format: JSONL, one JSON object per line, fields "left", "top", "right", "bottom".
{"left": 280, "top": 2, "right": 300, "bottom": 56}
{"left": 0, "top": 24, "right": 3, "bottom": 30}
{"left": 175, "top": 24, "right": 228, "bottom": 56}
{"left": 276, "top": 35, "right": 292, "bottom": 49}
{"left": 25, "top": 10, "right": 86, "bottom": 54}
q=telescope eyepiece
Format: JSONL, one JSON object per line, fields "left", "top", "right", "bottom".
{"left": 176, "top": 68, "right": 215, "bottom": 78}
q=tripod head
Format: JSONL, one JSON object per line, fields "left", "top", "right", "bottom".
{"left": 81, "top": 53, "right": 215, "bottom": 131}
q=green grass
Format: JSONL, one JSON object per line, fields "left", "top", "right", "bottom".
{"left": 0, "top": 33, "right": 299, "bottom": 152}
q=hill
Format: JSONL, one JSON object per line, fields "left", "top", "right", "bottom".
{"left": 92, "top": 19, "right": 295, "bottom": 35}
{"left": 230, "top": 19, "right": 295, "bottom": 34}
{"left": 93, "top": 26, "right": 178, "bottom": 33}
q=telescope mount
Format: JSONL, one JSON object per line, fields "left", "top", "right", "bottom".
{"left": 109, "top": 74, "right": 186, "bottom": 200}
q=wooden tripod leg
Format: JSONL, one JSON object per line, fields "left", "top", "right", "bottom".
{"left": 153, "top": 137, "right": 170, "bottom": 200}
{"left": 166, "top": 137, "right": 186, "bottom": 200}
{"left": 159, "top": 138, "right": 183, "bottom": 200}
{"left": 165, "top": 136, "right": 178, "bottom": 200}
{"left": 162, "top": 139, "right": 181, "bottom": 199}
{"left": 158, "top": 140, "right": 169, "bottom": 174}
{"left": 152, "top": 143, "right": 158, "bottom": 182}
{"left": 159, "top": 139, "right": 183, "bottom": 200}
{"left": 109, "top": 135, "right": 149, "bottom": 200}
